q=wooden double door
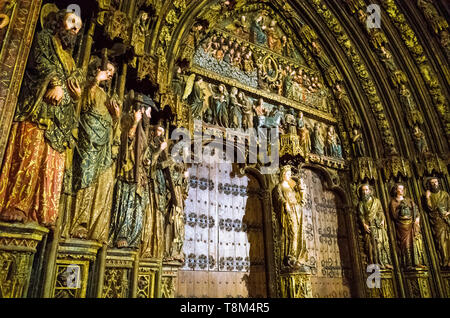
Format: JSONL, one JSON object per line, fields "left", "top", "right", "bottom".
{"left": 176, "top": 162, "right": 267, "bottom": 297}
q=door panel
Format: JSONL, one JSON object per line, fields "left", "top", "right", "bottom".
{"left": 177, "top": 162, "right": 267, "bottom": 297}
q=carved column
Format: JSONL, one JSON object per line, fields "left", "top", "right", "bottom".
{"left": 403, "top": 269, "right": 432, "bottom": 298}
{"left": 0, "top": 222, "right": 48, "bottom": 298}
{"left": 365, "top": 269, "right": 397, "bottom": 298}
{"left": 52, "top": 239, "right": 102, "bottom": 298}
{"left": 161, "top": 260, "right": 183, "bottom": 298}
{"left": 102, "top": 249, "right": 138, "bottom": 298}
{"left": 137, "top": 258, "right": 162, "bottom": 298}
{"left": 0, "top": 0, "right": 42, "bottom": 168}
{"left": 279, "top": 272, "right": 312, "bottom": 298}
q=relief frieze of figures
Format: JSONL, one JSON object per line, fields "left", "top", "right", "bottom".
{"left": 178, "top": 74, "right": 344, "bottom": 161}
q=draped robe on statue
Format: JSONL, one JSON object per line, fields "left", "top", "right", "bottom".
{"left": 141, "top": 133, "right": 167, "bottom": 259}
{"left": 426, "top": 190, "right": 450, "bottom": 267}
{"left": 390, "top": 198, "right": 426, "bottom": 269}
{"left": 358, "top": 196, "right": 392, "bottom": 268}
{"left": 109, "top": 114, "right": 149, "bottom": 248}
{"left": 0, "top": 29, "right": 79, "bottom": 227}
{"left": 274, "top": 178, "right": 308, "bottom": 269}
{"left": 64, "top": 84, "right": 120, "bottom": 243}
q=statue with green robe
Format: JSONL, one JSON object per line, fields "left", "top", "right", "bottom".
{"left": 109, "top": 92, "right": 154, "bottom": 249}
{"left": 63, "top": 58, "right": 120, "bottom": 243}
{"left": 357, "top": 184, "right": 393, "bottom": 269}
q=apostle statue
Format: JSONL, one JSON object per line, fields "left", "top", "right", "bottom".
{"left": 389, "top": 184, "right": 427, "bottom": 270}
{"left": 64, "top": 57, "right": 120, "bottom": 242}
{"left": 273, "top": 165, "right": 308, "bottom": 272}
{"left": 141, "top": 125, "right": 169, "bottom": 259}
{"left": 109, "top": 93, "right": 155, "bottom": 248}
{"left": 424, "top": 177, "right": 450, "bottom": 268}
{"left": 357, "top": 184, "right": 393, "bottom": 269}
{"left": 0, "top": 9, "right": 83, "bottom": 228}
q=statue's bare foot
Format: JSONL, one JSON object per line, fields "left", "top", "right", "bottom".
{"left": 385, "top": 264, "right": 393, "bottom": 269}
{"left": 117, "top": 239, "right": 128, "bottom": 248}
{"left": 0, "top": 208, "right": 26, "bottom": 223}
{"left": 72, "top": 226, "right": 88, "bottom": 239}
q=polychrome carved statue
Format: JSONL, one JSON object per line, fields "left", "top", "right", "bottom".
{"left": 390, "top": 183, "right": 427, "bottom": 270}
{"left": 273, "top": 165, "right": 309, "bottom": 272}
{"left": 357, "top": 184, "right": 393, "bottom": 269}
{"left": 64, "top": 57, "right": 120, "bottom": 243}
{"left": 0, "top": 9, "right": 83, "bottom": 228}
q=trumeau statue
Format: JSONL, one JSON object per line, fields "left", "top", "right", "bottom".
{"left": 109, "top": 93, "right": 154, "bottom": 249}
{"left": 389, "top": 183, "right": 427, "bottom": 270}
{"left": 0, "top": 9, "right": 83, "bottom": 228}
{"left": 357, "top": 184, "right": 393, "bottom": 269}
{"left": 273, "top": 165, "right": 309, "bottom": 272}
{"left": 64, "top": 57, "right": 120, "bottom": 243}
{"left": 424, "top": 177, "right": 450, "bottom": 268}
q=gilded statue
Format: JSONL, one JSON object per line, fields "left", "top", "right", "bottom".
{"left": 424, "top": 178, "right": 450, "bottom": 268}
{"left": 131, "top": 11, "right": 150, "bottom": 57}
{"left": 109, "top": 93, "right": 154, "bottom": 248}
{"left": 351, "top": 128, "right": 366, "bottom": 157}
{"left": 273, "top": 165, "right": 308, "bottom": 272}
{"left": 164, "top": 162, "right": 189, "bottom": 262}
{"left": 357, "top": 184, "right": 393, "bottom": 269}
{"left": 297, "top": 112, "right": 310, "bottom": 155}
{"left": 389, "top": 184, "right": 427, "bottom": 270}
{"left": 412, "top": 125, "right": 429, "bottom": 155}
{"left": 239, "top": 91, "right": 254, "bottom": 129}
{"left": 0, "top": 9, "right": 82, "bottom": 228}
{"left": 141, "top": 126, "right": 169, "bottom": 259}
{"left": 64, "top": 58, "right": 120, "bottom": 243}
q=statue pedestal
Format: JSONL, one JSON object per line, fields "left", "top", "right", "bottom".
{"left": 0, "top": 222, "right": 48, "bottom": 298}
{"left": 102, "top": 248, "right": 138, "bottom": 298}
{"left": 280, "top": 271, "right": 312, "bottom": 298}
{"left": 440, "top": 270, "right": 450, "bottom": 298}
{"left": 366, "top": 269, "right": 396, "bottom": 298}
{"left": 403, "top": 268, "right": 432, "bottom": 298}
{"left": 137, "top": 258, "right": 162, "bottom": 298}
{"left": 161, "top": 260, "right": 184, "bottom": 298}
{"left": 54, "top": 238, "right": 102, "bottom": 298}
